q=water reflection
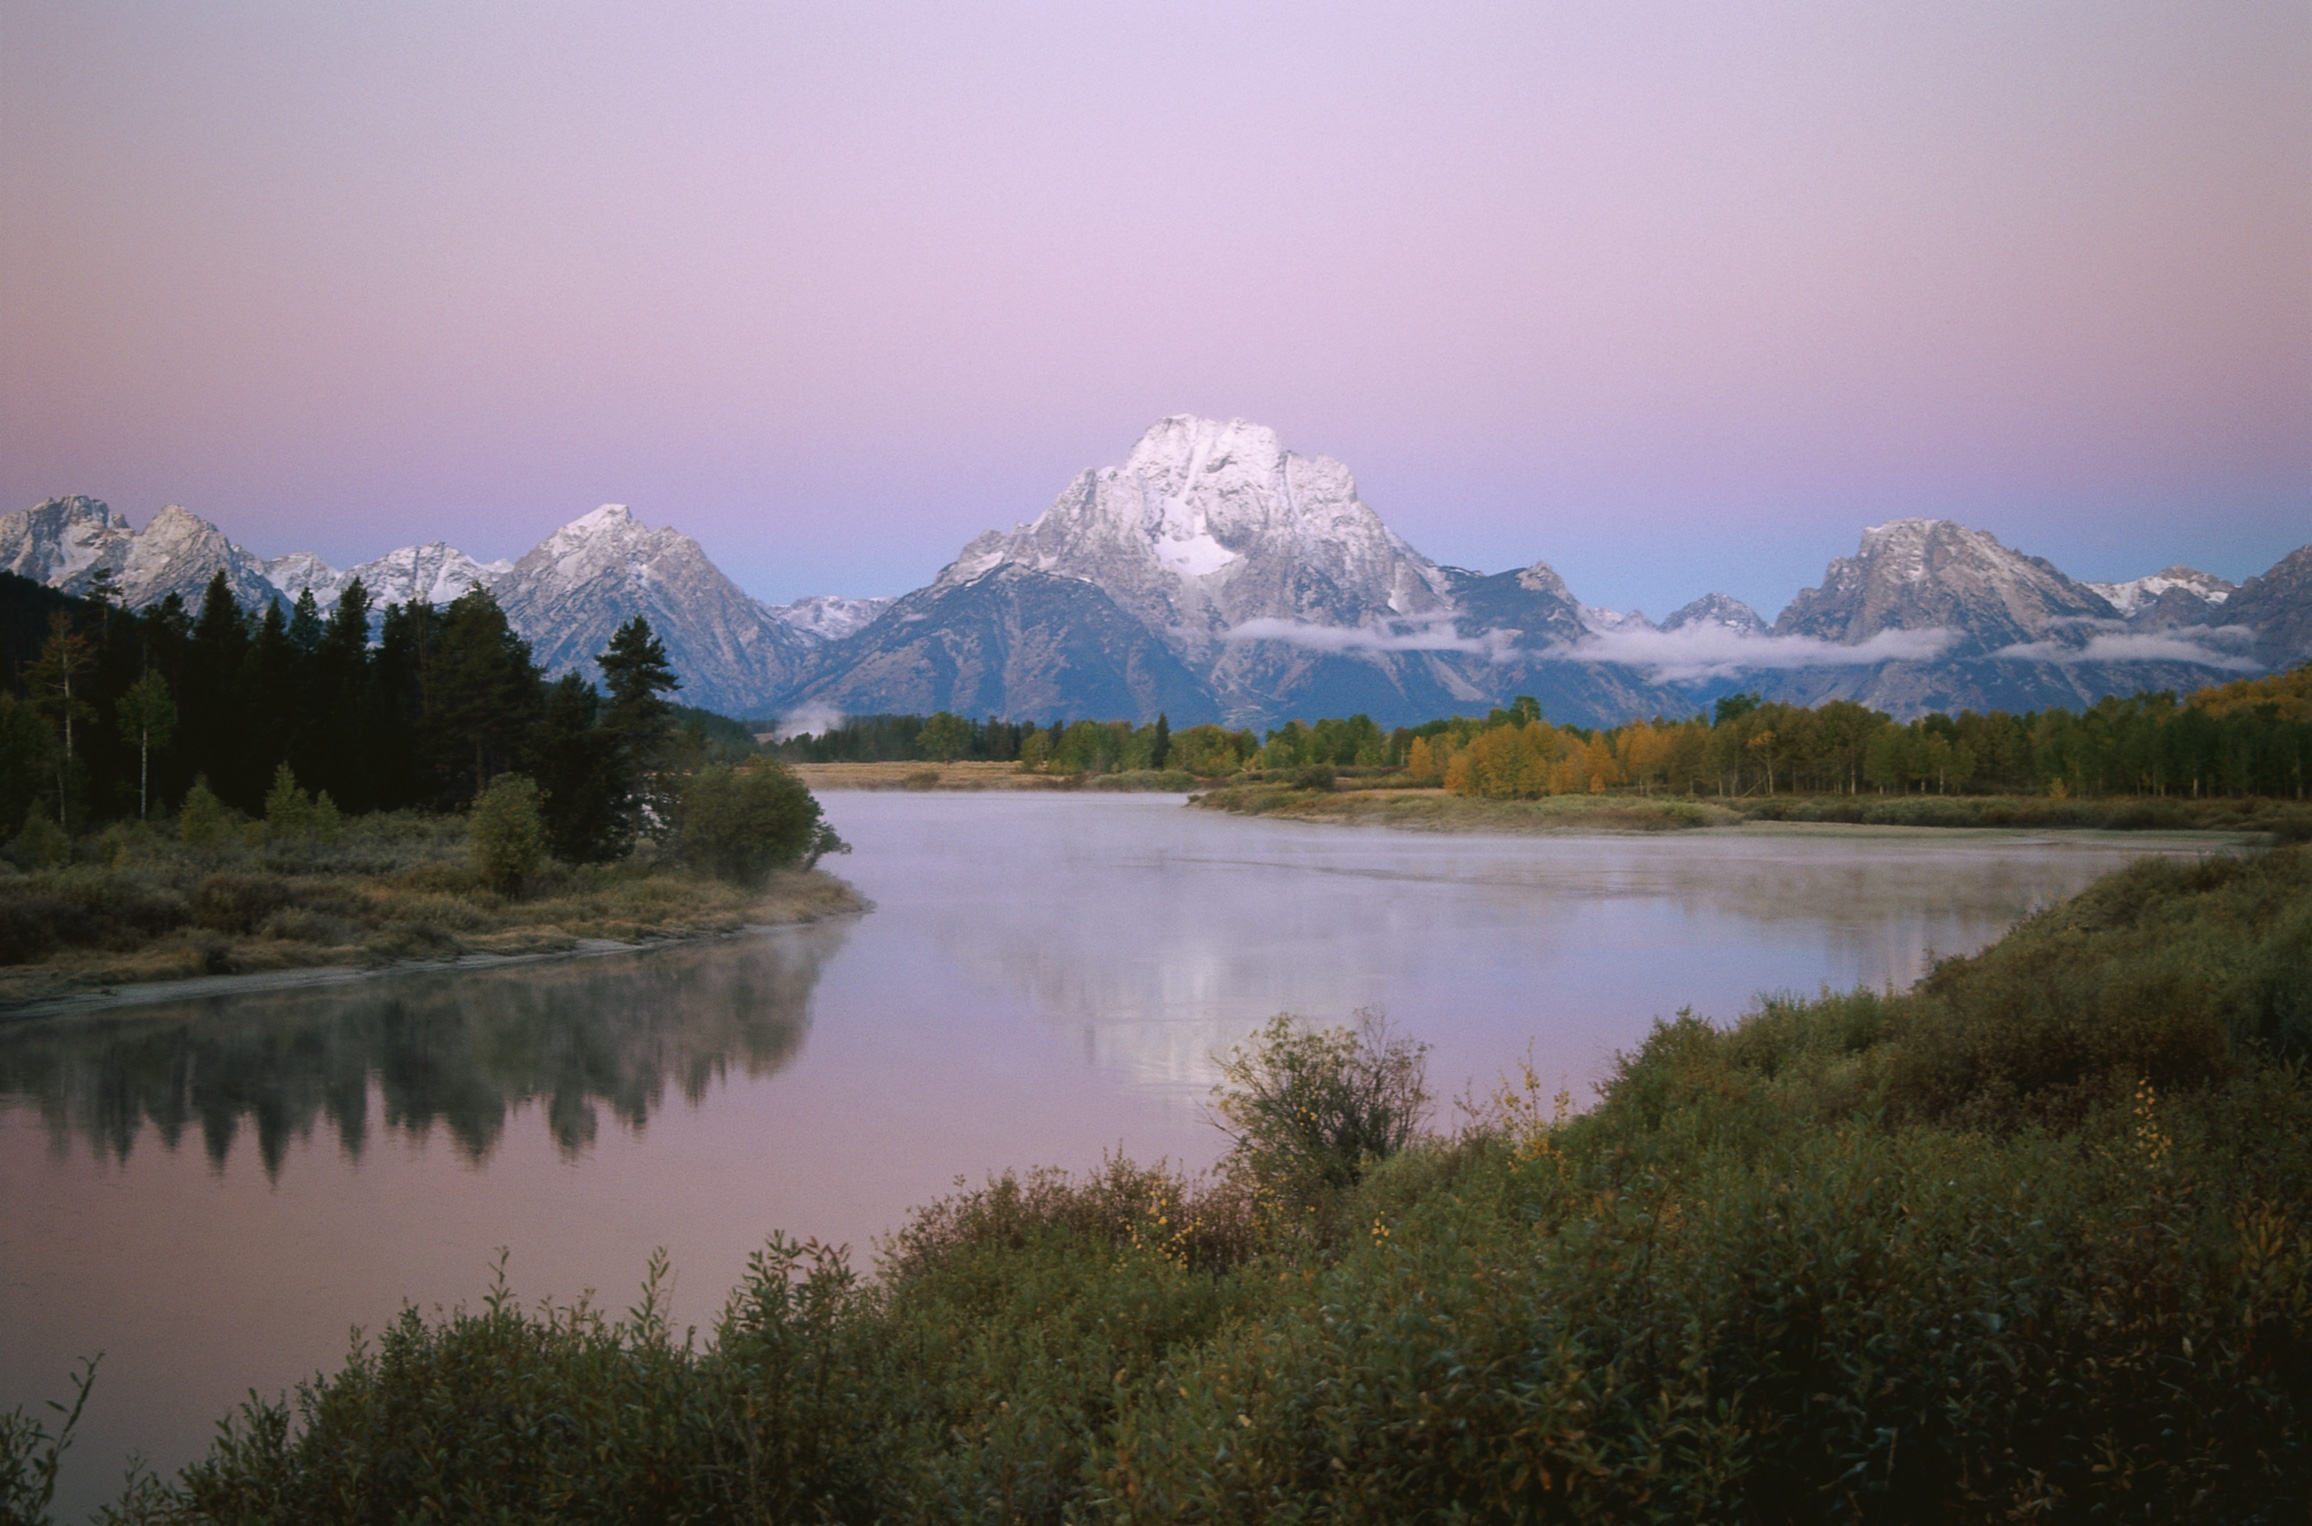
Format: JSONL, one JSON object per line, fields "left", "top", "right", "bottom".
{"left": 861, "top": 804, "right": 2206, "bottom": 1101}
{"left": 0, "top": 923, "right": 847, "bottom": 1175}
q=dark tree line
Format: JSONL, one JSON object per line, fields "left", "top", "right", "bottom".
{"left": 774, "top": 711, "right": 1032, "bottom": 764}
{"left": 0, "top": 570, "right": 695, "bottom": 860}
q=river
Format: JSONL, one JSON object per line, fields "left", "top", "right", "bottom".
{"left": 0, "top": 793, "right": 2226, "bottom": 1517}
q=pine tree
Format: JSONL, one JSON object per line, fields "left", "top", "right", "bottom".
{"left": 25, "top": 613, "right": 96, "bottom": 827}
{"left": 184, "top": 572, "right": 250, "bottom": 806}
{"left": 530, "top": 673, "right": 624, "bottom": 862}
{"left": 422, "top": 589, "right": 544, "bottom": 804}
{"left": 307, "top": 579, "right": 375, "bottom": 810}
{"left": 598, "top": 617, "right": 680, "bottom": 837}
{"left": 239, "top": 600, "right": 299, "bottom": 810}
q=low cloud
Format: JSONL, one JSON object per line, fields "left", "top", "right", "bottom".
{"left": 1223, "top": 615, "right": 1492, "bottom": 656}
{"left": 1565, "top": 625, "right": 1957, "bottom": 682}
{"left": 1995, "top": 627, "right": 2259, "bottom": 671}
{"left": 767, "top": 705, "right": 847, "bottom": 740}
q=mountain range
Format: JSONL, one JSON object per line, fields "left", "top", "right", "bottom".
{"left": 5, "top": 416, "right": 2305, "bottom": 727}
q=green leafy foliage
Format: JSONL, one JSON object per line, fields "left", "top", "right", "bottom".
{"left": 468, "top": 773, "right": 546, "bottom": 895}
{"left": 100, "top": 846, "right": 2312, "bottom": 1523}
{"left": 1211, "top": 1012, "right": 1430, "bottom": 1198}
{"left": 677, "top": 763, "right": 848, "bottom": 886}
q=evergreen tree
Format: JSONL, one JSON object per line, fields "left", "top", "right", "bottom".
{"left": 184, "top": 572, "right": 250, "bottom": 807}
{"left": 306, "top": 579, "right": 376, "bottom": 810}
{"left": 238, "top": 600, "right": 299, "bottom": 811}
{"left": 530, "top": 673, "right": 624, "bottom": 862}
{"left": 25, "top": 614, "right": 96, "bottom": 826}
{"left": 422, "top": 589, "right": 544, "bottom": 804}
{"left": 598, "top": 617, "right": 680, "bottom": 836}
{"left": 372, "top": 600, "right": 441, "bottom": 810}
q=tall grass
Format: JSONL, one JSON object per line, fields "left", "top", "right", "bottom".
{"left": 33, "top": 847, "right": 2312, "bottom": 1523}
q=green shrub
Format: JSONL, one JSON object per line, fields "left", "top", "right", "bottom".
{"left": 262, "top": 764, "right": 341, "bottom": 845}
{"left": 192, "top": 872, "right": 292, "bottom": 936}
{"left": 468, "top": 774, "right": 546, "bottom": 896}
{"left": 178, "top": 776, "right": 234, "bottom": 848}
{"left": 87, "top": 846, "right": 2312, "bottom": 1524}
{"left": 1211, "top": 1012, "right": 1430, "bottom": 1200}
{"left": 7, "top": 808, "right": 70, "bottom": 871}
{"left": 676, "top": 763, "right": 846, "bottom": 887}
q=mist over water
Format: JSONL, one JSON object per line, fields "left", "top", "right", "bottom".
{"left": 1, "top": 794, "right": 2219, "bottom": 1517}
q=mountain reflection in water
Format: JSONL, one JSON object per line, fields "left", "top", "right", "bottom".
{"left": 0, "top": 923, "right": 847, "bottom": 1174}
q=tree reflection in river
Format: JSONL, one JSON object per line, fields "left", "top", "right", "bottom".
{"left": 0, "top": 923, "right": 848, "bottom": 1175}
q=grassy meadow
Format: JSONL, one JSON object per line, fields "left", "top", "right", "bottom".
{"left": 0, "top": 810, "right": 862, "bottom": 1012}
{"left": 12, "top": 841, "right": 2307, "bottom": 1522}
{"left": 1193, "top": 772, "right": 2312, "bottom": 839}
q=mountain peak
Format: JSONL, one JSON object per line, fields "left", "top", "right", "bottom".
{"left": 1777, "top": 518, "right": 2113, "bottom": 648}
{"left": 562, "top": 503, "right": 638, "bottom": 537}
{"left": 1663, "top": 593, "right": 1765, "bottom": 635}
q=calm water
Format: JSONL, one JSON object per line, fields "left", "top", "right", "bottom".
{"left": 1, "top": 794, "right": 2222, "bottom": 1516}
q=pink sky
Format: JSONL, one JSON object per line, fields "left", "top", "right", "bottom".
{"left": 3, "top": 1, "right": 2306, "bottom": 618}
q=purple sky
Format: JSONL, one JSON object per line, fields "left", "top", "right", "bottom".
{"left": 4, "top": 2, "right": 2306, "bottom": 619}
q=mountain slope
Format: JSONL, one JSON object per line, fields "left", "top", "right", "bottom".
{"left": 786, "top": 566, "right": 1212, "bottom": 722}
{"left": 488, "top": 505, "right": 812, "bottom": 717}
{"left": 0, "top": 497, "right": 280, "bottom": 611}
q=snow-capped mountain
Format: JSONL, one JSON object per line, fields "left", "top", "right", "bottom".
{"left": 792, "top": 415, "right": 1546, "bottom": 725}
{"left": 1755, "top": 521, "right": 2265, "bottom": 714}
{"left": 2220, "top": 547, "right": 2312, "bottom": 671}
{"left": 1, "top": 497, "right": 279, "bottom": 611}
{"left": 1662, "top": 594, "right": 1766, "bottom": 635}
{"left": 768, "top": 594, "right": 894, "bottom": 643}
{"left": 2085, "top": 566, "right": 2238, "bottom": 632}
{"left": 488, "top": 505, "right": 814, "bottom": 716}
{"left": 1774, "top": 519, "right": 2117, "bottom": 650}
{"left": 11, "top": 419, "right": 2308, "bottom": 728}
{"left": 265, "top": 542, "right": 513, "bottom": 609}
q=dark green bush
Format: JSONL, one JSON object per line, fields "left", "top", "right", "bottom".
{"left": 191, "top": 872, "right": 293, "bottom": 935}
{"left": 677, "top": 763, "right": 847, "bottom": 887}
{"left": 91, "top": 846, "right": 2312, "bottom": 1523}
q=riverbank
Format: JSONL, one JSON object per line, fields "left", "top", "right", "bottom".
{"left": 790, "top": 760, "right": 1202, "bottom": 791}
{"left": 1191, "top": 779, "right": 2312, "bottom": 837}
{"left": 42, "top": 841, "right": 2306, "bottom": 1522}
{"left": 0, "top": 811, "right": 864, "bottom": 1014}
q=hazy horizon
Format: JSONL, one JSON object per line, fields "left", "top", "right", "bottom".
{"left": 4, "top": 2, "right": 2305, "bottom": 618}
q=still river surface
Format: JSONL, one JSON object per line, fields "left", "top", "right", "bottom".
{"left": 1, "top": 793, "right": 2227, "bottom": 1516}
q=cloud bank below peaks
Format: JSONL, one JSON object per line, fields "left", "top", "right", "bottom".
{"left": 1221, "top": 615, "right": 1494, "bottom": 656}
{"left": 1567, "top": 626, "right": 1958, "bottom": 682}
{"left": 1993, "top": 625, "right": 2260, "bottom": 672}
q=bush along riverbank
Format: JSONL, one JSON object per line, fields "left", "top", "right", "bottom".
{"left": 11, "top": 844, "right": 2309, "bottom": 1523}
{"left": 0, "top": 760, "right": 855, "bottom": 1012}
{"left": 1191, "top": 774, "right": 2312, "bottom": 837}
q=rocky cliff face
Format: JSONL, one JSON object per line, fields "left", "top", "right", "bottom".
{"left": 2086, "top": 566, "right": 2236, "bottom": 626}
{"left": 1774, "top": 519, "right": 2118, "bottom": 651}
{"left": 488, "top": 505, "right": 813, "bottom": 717}
{"left": 266, "top": 542, "right": 513, "bottom": 610}
{"left": 13, "top": 432, "right": 2308, "bottom": 730}
{"left": 2218, "top": 546, "right": 2312, "bottom": 669}
{"left": 0, "top": 497, "right": 280, "bottom": 611}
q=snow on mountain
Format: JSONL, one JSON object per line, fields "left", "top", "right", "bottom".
{"left": 2086, "top": 566, "right": 2235, "bottom": 619}
{"left": 1662, "top": 594, "right": 1766, "bottom": 635}
{"left": 939, "top": 416, "right": 1453, "bottom": 648}
{"left": 768, "top": 594, "right": 895, "bottom": 643}
{"left": 1, "top": 496, "right": 279, "bottom": 610}
{"left": 1581, "top": 605, "right": 1654, "bottom": 635}
{"left": 2219, "top": 546, "right": 2312, "bottom": 669}
{"left": 348, "top": 543, "right": 513, "bottom": 607}
{"left": 488, "top": 504, "right": 812, "bottom": 717}
{"left": 894, "top": 416, "right": 1484, "bottom": 722}
{"left": 1774, "top": 519, "right": 2116, "bottom": 650}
